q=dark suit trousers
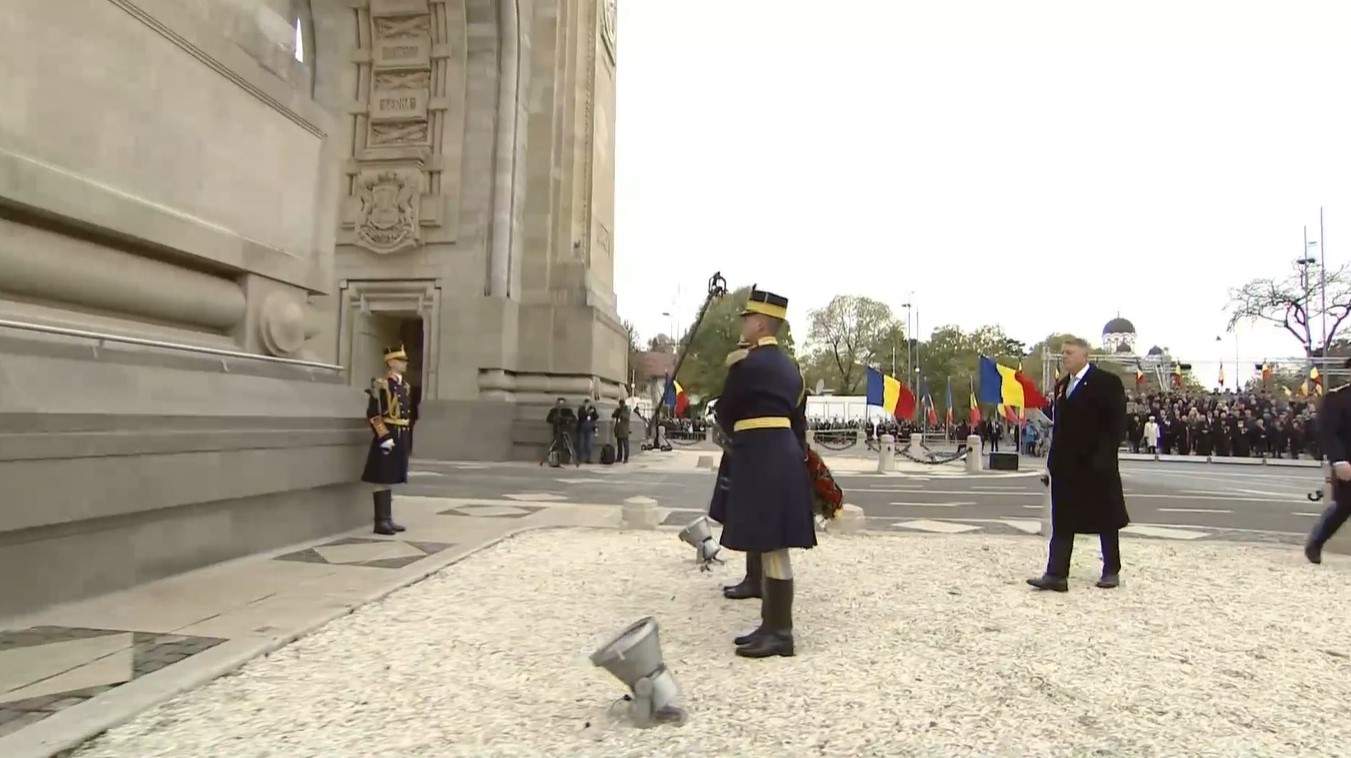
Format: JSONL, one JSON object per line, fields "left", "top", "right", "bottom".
{"left": 1046, "top": 528, "right": 1122, "bottom": 578}
{"left": 1309, "top": 482, "right": 1351, "bottom": 547}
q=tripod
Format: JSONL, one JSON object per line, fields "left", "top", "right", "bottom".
{"left": 540, "top": 429, "right": 581, "bottom": 467}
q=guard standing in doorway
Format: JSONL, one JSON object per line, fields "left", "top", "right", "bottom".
{"left": 717, "top": 288, "right": 815, "bottom": 659}
{"left": 363, "top": 345, "right": 412, "bottom": 535}
{"left": 1307, "top": 362, "right": 1351, "bottom": 563}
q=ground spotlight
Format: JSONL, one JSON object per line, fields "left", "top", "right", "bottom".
{"left": 678, "top": 515, "right": 722, "bottom": 569}
{"left": 590, "top": 617, "right": 688, "bottom": 728}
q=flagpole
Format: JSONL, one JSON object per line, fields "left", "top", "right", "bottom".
{"left": 1321, "top": 205, "right": 1328, "bottom": 354}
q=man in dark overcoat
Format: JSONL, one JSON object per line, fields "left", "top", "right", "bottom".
{"left": 362, "top": 345, "right": 413, "bottom": 535}
{"left": 715, "top": 288, "right": 814, "bottom": 658}
{"left": 1028, "top": 337, "right": 1130, "bottom": 592}
{"left": 1307, "top": 367, "right": 1351, "bottom": 563}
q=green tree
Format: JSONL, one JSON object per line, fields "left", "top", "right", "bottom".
{"left": 804, "top": 295, "right": 900, "bottom": 394}
{"left": 916, "top": 324, "right": 1027, "bottom": 420}
{"left": 672, "top": 287, "right": 796, "bottom": 401}
{"left": 621, "top": 319, "right": 642, "bottom": 389}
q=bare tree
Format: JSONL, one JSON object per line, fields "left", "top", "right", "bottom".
{"left": 1227, "top": 261, "right": 1351, "bottom": 356}
{"left": 806, "top": 296, "right": 899, "bottom": 394}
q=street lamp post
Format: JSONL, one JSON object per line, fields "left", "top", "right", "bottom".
{"left": 1297, "top": 251, "right": 1317, "bottom": 356}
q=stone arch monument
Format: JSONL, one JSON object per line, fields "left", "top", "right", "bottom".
{"left": 0, "top": 0, "right": 622, "bottom": 616}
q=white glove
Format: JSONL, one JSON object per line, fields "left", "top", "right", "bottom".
{"left": 1334, "top": 461, "right": 1351, "bottom": 482}
{"left": 380, "top": 438, "right": 395, "bottom": 452}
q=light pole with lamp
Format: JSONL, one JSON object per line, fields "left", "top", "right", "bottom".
{"left": 1298, "top": 253, "right": 1317, "bottom": 356}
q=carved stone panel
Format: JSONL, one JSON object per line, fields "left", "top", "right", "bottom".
{"left": 355, "top": 169, "right": 422, "bottom": 254}
{"left": 342, "top": 0, "right": 462, "bottom": 253}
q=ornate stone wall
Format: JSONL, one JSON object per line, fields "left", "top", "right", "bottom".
{"left": 0, "top": 0, "right": 367, "bottom": 619}
{"left": 313, "top": 0, "right": 627, "bottom": 461}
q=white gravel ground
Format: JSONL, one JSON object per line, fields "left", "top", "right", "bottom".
{"left": 75, "top": 528, "right": 1351, "bottom": 757}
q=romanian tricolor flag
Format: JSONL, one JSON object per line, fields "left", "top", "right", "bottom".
{"left": 969, "top": 392, "right": 982, "bottom": 425}
{"left": 662, "top": 375, "right": 689, "bottom": 417}
{"left": 978, "top": 356, "right": 1048, "bottom": 409}
{"left": 1171, "top": 363, "right": 1183, "bottom": 388}
{"left": 945, "top": 378, "right": 954, "bottom": 427}
{"left": 865, "top": 367, "right": 917, "bottom": 421}
{"left": 1312, "top": 367, "right": 1325, "bottom": 396}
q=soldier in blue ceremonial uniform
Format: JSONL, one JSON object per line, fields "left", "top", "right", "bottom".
{"left": 1307, "top": 362, "right": 1351, "bottom": 563}
{"left": 716, "top": 288, "right": 815, "bottom": 659}
{"left": 363, "top": 345, "right": 413, "bottom": 535}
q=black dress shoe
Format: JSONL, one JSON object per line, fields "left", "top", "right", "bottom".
{"left": 1095, "top": 574, "right": 1120, "bottom": 589}
{"left": 1306, "top": 543, "right": 1323, "bottom": 564}
{"left": 1026, "top": 575, "right": 1069, "bottom": 592}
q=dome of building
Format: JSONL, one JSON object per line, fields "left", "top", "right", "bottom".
{"left": 1147, "top": 345, "right": 1164, "bottom": 356}
{"left": 1103, "top": 317, "right": 1136, "bottom": 335}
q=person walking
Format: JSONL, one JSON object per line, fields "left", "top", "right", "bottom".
{"left": 1307, "top": 372, "right": 1351, "bottom": 564}
{"left": 716, "top": 288, "right": 814, "bottom": 658}
{"left": 1028, "top": 337, "right": 1130, "bottom": 592}
{"left": 611, "top": 399, "right": 632, "bottom": 463}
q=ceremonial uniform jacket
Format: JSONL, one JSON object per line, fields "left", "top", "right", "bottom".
{"left": 714, "top": 337, "right": 816, "bottom": 552}
{"left": 361, "top": 374, "right": 412, "bottom": 485}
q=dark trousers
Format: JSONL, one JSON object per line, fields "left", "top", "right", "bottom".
{"left": 616, "top": 437, "right": 630, "bottom": 463}
{"left": 1309, "top": 487, "right": 1351, "bottom": 548}
{"left": 1046, "top": 529, "right": 1122, "bottom": 578}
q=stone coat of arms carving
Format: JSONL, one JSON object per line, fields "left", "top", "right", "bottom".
{"left": 356, "top": 170, "right": 421, "bottom": 254}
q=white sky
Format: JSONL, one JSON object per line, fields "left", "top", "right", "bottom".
{"left": 613, "top": 0, "right": 1351, "bottom": 388}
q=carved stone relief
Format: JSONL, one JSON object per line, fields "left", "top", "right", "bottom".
{"left": 355, "top": 169, "right": 422, "bottom": 254}
{"left": 341, "top": 0, "right": 461, "bottom": 252}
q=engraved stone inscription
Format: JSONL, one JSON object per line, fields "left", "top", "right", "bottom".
{"left": 370, "top": 89, "right": 429, "bottom": 122}
{"left": 376, "top": 40, "right": 430, "bottom": 68}
{"left": 370, "top": 0, "right": 429, "bottom": 17}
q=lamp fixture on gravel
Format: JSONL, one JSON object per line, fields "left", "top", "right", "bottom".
{"left": 590, "top": 617, "right": 688, "bottom": 728}
{"left": 678, "top": 515, "right": 723, "bottom": 570}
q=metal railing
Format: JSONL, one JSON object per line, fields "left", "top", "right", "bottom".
{"left": 0, "top": 318, "right": 343, "bottom": 371}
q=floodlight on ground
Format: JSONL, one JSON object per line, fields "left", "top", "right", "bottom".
{"left": 590, "top": 617, "right": 688, "bottom": 728}
{"left": 678, "top": 515, "right": 722, "bottom": 569}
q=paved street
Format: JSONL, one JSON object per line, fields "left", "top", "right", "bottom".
{"left": 407, "top": 455, "right": 1327, "bottom": 545}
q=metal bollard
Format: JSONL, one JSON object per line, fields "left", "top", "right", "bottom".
{"left": 877, "top": 434, "right": 895, "bottom": 473}
{"left": 966, "top": 434, "right": 983, "bottom": 473}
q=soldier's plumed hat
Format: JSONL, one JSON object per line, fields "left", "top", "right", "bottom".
{"left": 384, "top": 345, "right": 408, "bottom": 362}
{"left": 740, "top": 287, "right": 788, "bottom": 320}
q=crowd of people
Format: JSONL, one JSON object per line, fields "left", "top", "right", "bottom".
{"left": 1128, "top": 389, "right": 1320, "bottom": 459}
{"left": 798, "top": 388, "right": 1324, "bottom": 460}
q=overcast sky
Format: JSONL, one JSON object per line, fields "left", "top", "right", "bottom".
{"left": 613, "top": 0, "right": 1351, "bottom": 388}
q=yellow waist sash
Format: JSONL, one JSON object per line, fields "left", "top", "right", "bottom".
{"left": 733, "top": 416, "right": 791, "bottom": 432}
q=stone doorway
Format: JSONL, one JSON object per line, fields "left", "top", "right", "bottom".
{"left": 337, "top": 279, "right": 439, "bottom": 402}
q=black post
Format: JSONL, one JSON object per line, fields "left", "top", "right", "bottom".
{"left": 652, "top": 272, "right": 727, "bottom": 448}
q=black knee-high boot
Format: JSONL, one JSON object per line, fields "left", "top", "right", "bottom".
{"left": 736, "top": 578, "right": 794, "bottom": 658}
{"left": 373, "top": 490, "right": 396, "bottom": 536}
{"left": 722, "top": 552, "right": 762, "bottom": 600}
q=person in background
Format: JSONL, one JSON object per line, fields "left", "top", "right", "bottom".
{"left": 576, "top": 399, "right": 599, "bottom": 463}
{"left": 1143, "top": 416, "right": 1160, "bottom": 455}
{"left": 612, "top": 399, "right": 632, "bottom": 463}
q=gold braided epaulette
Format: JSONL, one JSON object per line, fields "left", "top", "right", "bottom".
{"left": 725, "top": 348, "right": 750, "bottom": 367}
